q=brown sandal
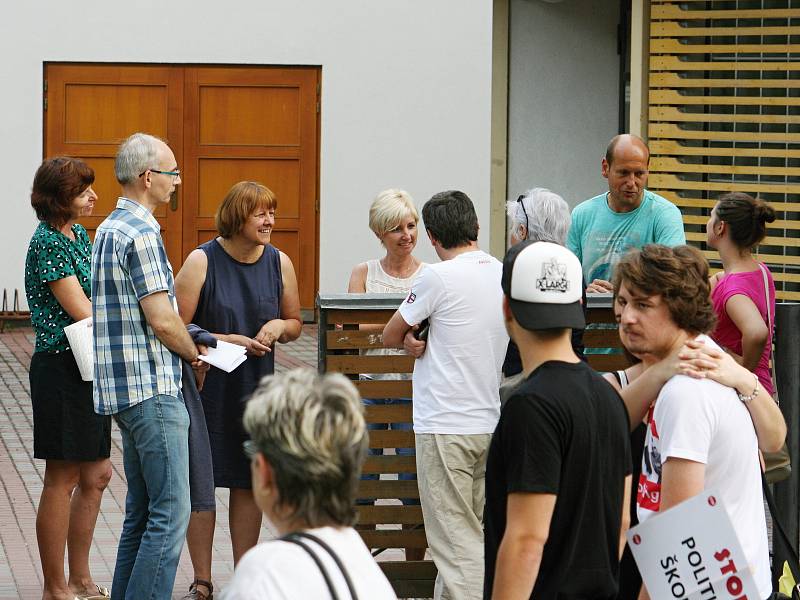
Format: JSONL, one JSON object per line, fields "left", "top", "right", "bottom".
{"left": 181, "top": 578, "right": 213, "bottom": 600}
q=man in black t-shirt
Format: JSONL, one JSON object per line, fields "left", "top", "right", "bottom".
{"left": 484, "top": 241, "right": 631, "bottom": 599}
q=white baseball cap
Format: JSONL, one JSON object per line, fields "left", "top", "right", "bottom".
{"left": 501, "top": 241, "right": 585, "bottom": 330}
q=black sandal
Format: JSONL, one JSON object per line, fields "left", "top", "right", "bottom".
{"left": 181, "top": 578, "right": 213, "bottom": 600}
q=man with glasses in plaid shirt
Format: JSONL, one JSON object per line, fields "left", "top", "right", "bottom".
{"left": 92, "top": 132, "right": 205, "bottom": 600}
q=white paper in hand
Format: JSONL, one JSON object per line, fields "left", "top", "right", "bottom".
{"left": 64, "top": 317, "right": 94, "bottom": 381}
{"left": 198, "top": 340, "right": 248, "bottom": 373}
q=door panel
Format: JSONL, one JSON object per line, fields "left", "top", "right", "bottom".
{"left": 44, "top": 63, "right": 320, "bottom": 310}
{"left": 183, "top": 66, "right": 319, "bottom": 309}
{"left": 44, "top": 64, "right": 184, "bottom": 268}
{"left": 196, "top": 159, "right": 301, "bottom": 218}
{"left": 198, "top": 86, "right": 301, "bottom": 146}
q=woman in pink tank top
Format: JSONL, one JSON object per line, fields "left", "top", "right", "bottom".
{"left": 706, "top": 192, "right": 777, "bottom": 394}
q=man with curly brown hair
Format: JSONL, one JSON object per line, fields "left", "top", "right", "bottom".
{"left": 613, "top": 244, "right": 771, "bottom": 600}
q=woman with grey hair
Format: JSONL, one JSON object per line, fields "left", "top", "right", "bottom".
{"left": 503, "top": 188, "right": 586, "bottom": 378}
{"left": 221, "top": 368, "right": 397, "bottom": 600}
{"left": 507, "top": 187, "right": 571, "bottom": 247}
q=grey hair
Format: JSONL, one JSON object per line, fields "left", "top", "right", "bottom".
{"left": 243, "top": 368, "right": 368, "bottom": 527}
{"left": 114, "top": 132, "right": 163, "bottom": 184}
{"left": 506, "top": 187, "right": 571, "bottom": 245}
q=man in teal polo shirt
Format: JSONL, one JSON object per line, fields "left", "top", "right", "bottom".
{"left": 566, "top": 134, "right": 685, "bottom": 293}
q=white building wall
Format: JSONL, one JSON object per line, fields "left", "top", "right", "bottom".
{"left": 0, "top": 0, "right": 494, "bottom": 307}
{"left": 508, "top": 0, "right": 620, "bottom": 209}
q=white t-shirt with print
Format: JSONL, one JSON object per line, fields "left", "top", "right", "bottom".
{"left": 637, "top": 335, "right": 771, "bottom": 599}
{"left": 220, "top": 526, "right": 397, "bottom": 600}
{"left": 398, "top": 250, "right": 508, "bottom": 434}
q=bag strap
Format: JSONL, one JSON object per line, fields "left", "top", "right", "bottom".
{"left": 758, "top": 263, "right": 778, "bottom": 387}
{"left": 280, "top": 531, "right": 359, "bottom": 600}
{"left": 762, "top": 473, "right": 800, "bottom": 594}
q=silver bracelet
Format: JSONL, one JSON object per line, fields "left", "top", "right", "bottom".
{"left": 737, "top": 374, "right": 760, "bottom": 404}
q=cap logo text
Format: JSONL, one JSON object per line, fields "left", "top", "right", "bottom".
{"left": 536, "top": 258, "right": 569, "bottom": 293}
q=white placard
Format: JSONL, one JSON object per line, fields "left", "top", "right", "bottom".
{"left": 627, "top": 490, "right": 760, "bottom": 600}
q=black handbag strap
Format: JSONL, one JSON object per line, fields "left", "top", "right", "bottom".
{"left": 762, "top": 472, "right": 800, "bottom": 595}
{"left": 280, "top": 531, "right": 359, "bottom": 600}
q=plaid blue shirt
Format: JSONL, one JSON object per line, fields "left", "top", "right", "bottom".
{"left": 91, "top": 198, "right": 182, "bottom": 415}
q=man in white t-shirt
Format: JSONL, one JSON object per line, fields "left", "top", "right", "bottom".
{"left": 383, "top": 190, "right": 508, "bottom": 600}
{"left": 613, "top": 244, "right": 771, "bottom": 600}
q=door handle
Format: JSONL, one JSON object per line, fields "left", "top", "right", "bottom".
{"left": 170, "top": 190, "right": 178, "bottom": 211}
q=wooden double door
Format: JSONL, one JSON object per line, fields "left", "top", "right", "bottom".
{"left": 44, "top": 63, "right": 320, "bottom": 310}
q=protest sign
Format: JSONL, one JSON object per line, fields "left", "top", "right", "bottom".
{"left": 627, "top": 489, "right": 760, "bottom": 600}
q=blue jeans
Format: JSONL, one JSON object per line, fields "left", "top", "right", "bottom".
{"left": 112, "top": 394, "right": 191, "bottom": 600}
{"left": 360, "top": 397, "right": 419, "bottom": 506}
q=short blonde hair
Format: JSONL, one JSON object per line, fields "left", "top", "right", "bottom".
{"left": 368, "top": 188, "right": 419, "bottom": 237}
{"left": 215, "top": 181, "right": 277, "bottom": 238}
{"left": 243, "top": 368, "right": 368, "bottom": 527}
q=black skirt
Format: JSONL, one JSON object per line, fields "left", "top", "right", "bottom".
{"left": 30, "top": 351, "right": 111, "bottom": 461}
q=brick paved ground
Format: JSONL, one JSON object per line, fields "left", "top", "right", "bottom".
{"left": 0, "top": 324, "right": 321, "bottom": 600}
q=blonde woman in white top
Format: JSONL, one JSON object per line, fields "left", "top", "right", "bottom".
{"left": 347, "top": 188, "right": 425, "bottom": 561}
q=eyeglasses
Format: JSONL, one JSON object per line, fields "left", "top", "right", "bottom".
{"left": 138, "top": 168, "right": 181, "bottom": 178}
{"left": 516, "top": 194, "right": 529, "bottom": 239}
{"left": 243, "top": 440, "right": 259, "bottom": 459}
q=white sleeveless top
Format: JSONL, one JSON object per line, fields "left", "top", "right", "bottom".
{"left": 365, "top": 258, "right": 424, "bottom": 381}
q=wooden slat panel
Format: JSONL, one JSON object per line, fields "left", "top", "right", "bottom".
{"left": 357, "top": 506, "right": 424, "bottom": 525}
{"left": 355, "top": 379, "right": 413, "bottom": 399}
{"left": 650, "top": 107, "right": 800, "bottom": 125}
{"left": 364, "top": 403, "right": 413, "bottom": 423}
{"left": 381, "top": 562, "right": 437, "bottom": 598}
{"left": 650, "top": 141, "right": 800, "bottom": 160}
{"left": 651, "top": 56, "right": 800, "bottom": 72}
{"left": 378, "top": 560, "right": 436, "bottom": 579}
{"left": 362, "top": 455, "right": 417, "bottom": 474}
{"left": 650, "top": 157, "right": 800, "bottom": 178}
{"left": 587, "top": 354, "right": 631, "bottom": 373}
{"left": 650, "top": 91, "right": 800, "bottom": 109}
{"left": 650, "top": 73, "right": 800, "bottom": 90}
{"left": 358, "top": 529, "right": 428, "bottom": 549}
{"left": 685, "top": 231, "right": 800, "bottom": 248}
{"left": 649, "top": 174, "right": 800, "bottom": 195}
{"left": 358, "top": 480, "right": 420, "bottom": 499}
{"left": 325, "top": 309, "right": 396, "bottom": 324}
{"left": 652, "top": 39, "right": 800, "bottom": 54}
{"left": 654, "top": 191, "right": 800, "bottom": 212}
{"left": 700, "top": 249, "right": 800, "bottom": 268}
{"left": 327, "top": 329, "right": 386, "bottom": 349}
{"left": 369, "top": 430, "right": 416, "bottom": 448}
{"left": 583, "top": 328, "right": 623, "bottom": 348}
{"left": 683, "top": 215, "right": 800, "bottom": 231}
{"left": 386, "top": 577, "right": 436, "bottom": 599}
{"left": 585, "top": 307, "right": 616, "bottom": 324}
{"left": 651, "top": 22, "right": 800, "bottom": 38}
{"left": 381, "top": 561, "right": 437, "bottom": 580}
{"left": 326, "top": 354, "right": 415, "bottom": 374}
{"left": 776, "top": 291, "right": 800, "bottom": 301}
{"left": 652, "top": 6, "right": 798, "bottom": 20}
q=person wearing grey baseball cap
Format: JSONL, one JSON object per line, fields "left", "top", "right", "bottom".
{"left": 484, "top": 240, "right": 632, "bottom": 599}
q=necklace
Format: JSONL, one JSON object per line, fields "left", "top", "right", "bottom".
{"left": 381, "top": 257, "right": 419, "bottom": 279}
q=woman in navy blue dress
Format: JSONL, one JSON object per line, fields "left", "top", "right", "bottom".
{"left": 175, "top": 181, "right": 302, "bottom": 600}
